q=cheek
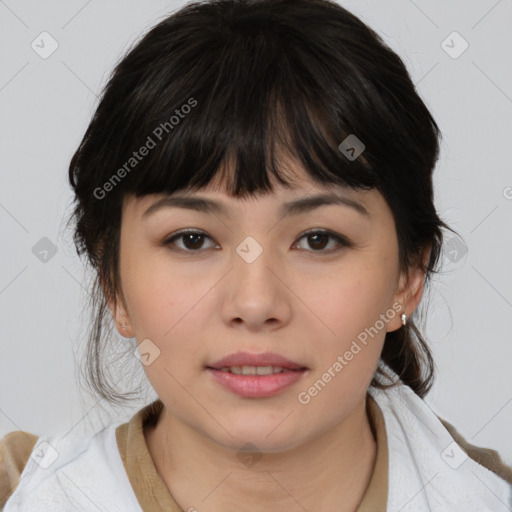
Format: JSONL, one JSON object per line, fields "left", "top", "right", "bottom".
{"left": 123, "top": 268, "right": 207, "bottom": 395}
{"left": 121, "top": 267, "right": 174, "bottom": 336}
{"left": 320, "top": 269, "right": 396, "bottom": 339}
{"left": 317, "top": 285, "right": 386, "bottom": 382}
{"left": 121, "top": 255, "right": 213, "bottom": 364}
{"left": 120, "top": 242, "right": 186, "bottom": 325}
{"left": 308, "top": 247, "right": 399, "bottom": 378}
{"left": 296, "top": 274, "right": 392, "bottom": 417}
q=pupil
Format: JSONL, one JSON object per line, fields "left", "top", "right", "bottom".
{"left": 184, "top": 233, "right": 203, "bottom": 250}
{"left": 309, "top": 233, "right": 328, "bottom": 250}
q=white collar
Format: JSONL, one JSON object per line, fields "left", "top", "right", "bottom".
{"left": 368, "top": 364, "right": 512, "bottom": 511}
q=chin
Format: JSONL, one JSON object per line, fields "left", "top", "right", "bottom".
{"left": 205, "top": 418, "right": 307, "bottom": 454}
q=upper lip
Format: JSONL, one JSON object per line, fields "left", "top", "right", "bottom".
{"left": 207, "top": 351, "right": 307, "bottom": 370}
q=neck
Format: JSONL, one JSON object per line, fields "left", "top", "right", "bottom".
{"left": 145, "top": 395, "right": 378, "bottom": 512}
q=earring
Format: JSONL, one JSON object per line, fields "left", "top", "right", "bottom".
{"left": 401, "top": 313, "right": 407, "bottom": 326}
{"left": 121, "top": 322, "right": 127, "bottom": 330}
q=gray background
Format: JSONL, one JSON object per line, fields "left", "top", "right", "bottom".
{"left": 1, "top": 0, "right": 511, "bottom": 464}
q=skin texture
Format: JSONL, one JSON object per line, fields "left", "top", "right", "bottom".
{"left": 108, "top": 163, "right": 428, "bottom": 512}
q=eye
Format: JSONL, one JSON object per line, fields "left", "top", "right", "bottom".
{"left": 162, "top": 230, "right": 218, "bottom": 252}
{"left": 293, "top": 229, "right": 351, "bottom": 253}
{"left": 163, "top": 228, "right": 350, "bottom": 254}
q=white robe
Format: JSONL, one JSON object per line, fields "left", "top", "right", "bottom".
{"left": 4, "top": 367, "right": 511, "bottom": 511}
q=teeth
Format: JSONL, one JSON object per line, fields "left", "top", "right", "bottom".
{"left": 220, "top": 365, "right": 286, "bottom": 375}
{"left": 256, "top": 366, "right": 277, "bottom": 375}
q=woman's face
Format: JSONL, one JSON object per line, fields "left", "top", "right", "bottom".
{"left": 111, "top": 164, "right": 424, "bottom": 452}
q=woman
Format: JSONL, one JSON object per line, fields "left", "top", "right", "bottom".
{"left": 1, "top": 0, "right": 511, "bottom": 510}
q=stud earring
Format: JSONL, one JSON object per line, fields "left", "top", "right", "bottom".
{"left": 401, "top": 313, "right": 407, "bottom": 326}
{"left": 121, "top": 322, "right": 127, "bottom": 330}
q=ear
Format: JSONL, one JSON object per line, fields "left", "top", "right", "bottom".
{"left": 102, "top": 276, "right": 134, "bottom": 338}
{"left": 387, "top": 244, "right": 431, "bottom": 333}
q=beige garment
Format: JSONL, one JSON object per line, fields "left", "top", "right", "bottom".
{"left": 2, "top": 393, "right": 512, "bottom": 511}
{"left": 0, "top": 431, "right": 38, "bottom": 509}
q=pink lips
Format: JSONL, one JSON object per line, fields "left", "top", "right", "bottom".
{"left": 208, "top": 351, "right": 306, "bottom": 370}
{"left": 206, "top": 351, "right": 308, "bottom": 398}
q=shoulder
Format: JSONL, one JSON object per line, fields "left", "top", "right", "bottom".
{"left": 0, "top": 425, "right": 143, "bottom": 512}
{"left": 369, "top": 378, "right": 512, "bottom": 495}
{"left": 0, "top": 431, "right": 39, "bottom": 509}
{"left": 438, "top": 416, "right": 512, "bottom": 485}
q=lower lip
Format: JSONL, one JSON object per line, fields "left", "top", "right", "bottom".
{"left": 206, "top": 368, "right": 307, "bottom": 398}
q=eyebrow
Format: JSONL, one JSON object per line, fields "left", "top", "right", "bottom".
{"left": 142, "top": 192, "right": 369, "bottom": 220}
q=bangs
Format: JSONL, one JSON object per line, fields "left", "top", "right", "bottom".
{"left": 91, "top": 6, "right": 390, "bottom": 203}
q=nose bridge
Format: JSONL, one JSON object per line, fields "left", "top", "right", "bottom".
{"left": 221, "top": 233, "right": 290, "bottom": 329}
{"left": 233, "top": 234, "right": 275, "bottom": 287}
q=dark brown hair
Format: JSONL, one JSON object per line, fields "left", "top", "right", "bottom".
{"left": 66, "top": 0, "right": 454, "bottom": 405}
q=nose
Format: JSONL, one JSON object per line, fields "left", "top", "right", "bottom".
{"left": 220, "top": 238, "right": 292, "bottom": 333}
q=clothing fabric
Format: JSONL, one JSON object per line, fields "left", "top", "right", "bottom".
{"left": 1, "top": 366, "right": 511, "bottom": 510}
{"left": 0, "top": 395, "right": 386, "bottom": 511}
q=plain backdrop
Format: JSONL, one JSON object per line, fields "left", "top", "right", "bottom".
{"left": 1, "top": 0, "right": 511, "bottom": 464}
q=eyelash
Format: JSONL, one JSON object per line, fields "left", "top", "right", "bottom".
{"left": 161, "top": 229, "right": 352, "bottom": 255}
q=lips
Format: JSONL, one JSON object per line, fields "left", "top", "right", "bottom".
{"left": 205, "top": 351, "right": 308, "bottom": 398}
{"left": 207, "top": 351, "right": 307, "bottom": 371}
